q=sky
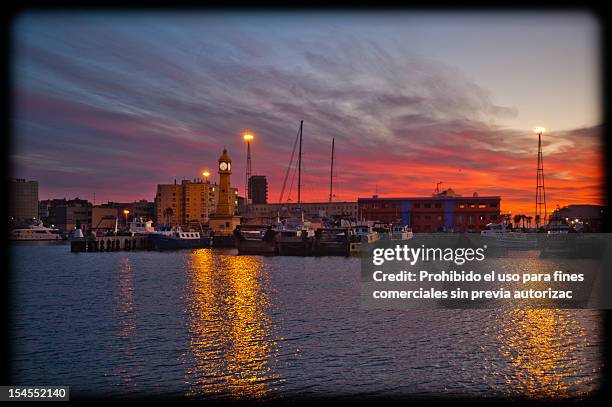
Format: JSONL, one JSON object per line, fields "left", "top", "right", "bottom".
{"left": 11, "top": 11, "right": 603, "bottom": 216}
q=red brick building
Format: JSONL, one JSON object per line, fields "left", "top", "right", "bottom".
{"left": 357, "top": 189, "right": 501, "bottom": 232}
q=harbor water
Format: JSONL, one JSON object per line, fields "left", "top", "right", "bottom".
{"left": 9, "top": 242, "right": 603, "bottom": 399}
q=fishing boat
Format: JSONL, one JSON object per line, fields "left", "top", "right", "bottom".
{"left": 148, "top": 225, "right": 211, "bottom": 251}
{"left": 235, "top": 225, "right": 277, "bottom": 255}
{"left": 10, "top": 221, "right": 64, "bottom": 241}
{"left": 129, "top": 217, "right": 155, "bottom": 234}
{"left": 275, "top": 215, "right": 316, "bottom": 256}
{"left": 349, "top": 223, "right": 380, "bottom": 255}
{"left": 390, "top": 224, "right": 414, "bottom": 241}
{"left": 313, "top": 228, "right": 352, "bottom": 256}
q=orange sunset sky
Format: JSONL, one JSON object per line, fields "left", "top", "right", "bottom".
{"left": 11, "top": 12, "right": 604, "bottom": 217}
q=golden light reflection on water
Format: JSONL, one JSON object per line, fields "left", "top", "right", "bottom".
{"left": 115, "top": 257, "right": 140, "bottom": 390}
{"left": 497, "top": 308, "right": 600, "bottom": 400}
{"left": 185, "top": 249, "right": 282, "bottom": 399}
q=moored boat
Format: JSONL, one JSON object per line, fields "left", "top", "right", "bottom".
{"left": 471, "top": 222, "right": 538, "bottom": 250}
{"left": 235, "top": 226, "right": 277, "bottom": 255}
{"left": 149, "top": 225, "right": 211, "bottom": 251}
{"left": 275, "top": 217, "right": 316, "bottom": 256}
{"left": 10, "top": 221, "right": 64, "bottom": 241}
{"left": 313, "top": 228, "right": 351, "bottom": 256}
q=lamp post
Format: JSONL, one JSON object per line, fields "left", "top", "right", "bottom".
{"left": 534, "top": 126, "right": 547, "bottom": 227}
{"left": 202, "top": 170, "right": 211, "bottom": 220}
{"left": 243, "top": 132, "right": 254, "bottom": 205}
{"left": 123, "top": 209, "right": 130, "bottom": 229}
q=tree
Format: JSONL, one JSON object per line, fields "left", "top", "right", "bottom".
{"left": 513, "top": 214, "right": 522, "bottom": 229}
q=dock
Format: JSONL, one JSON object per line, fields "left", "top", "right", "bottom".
{"left": 70, "top": 235, "right": 151, "bottom": 252}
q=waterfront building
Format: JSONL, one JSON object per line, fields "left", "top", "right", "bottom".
{"left": 10, "top": 178, "right": 38, "bottom": 222}
{"left": 91, "top": 206, "right": 119, "bottom": 230}
{"left": 155, "top": 177, "right": 238, "bottom": 228}
{"left": 247, "top": 201, "right": 358, "bottom": 220}
{"left": 98, "top": 200, "right": 155, "bottom": 227}
{"left": 358, "top": 189, "right": 501, "bottom": 232}
{"left": 550, "top": 204, "right": 606, "bottom": 232}
{"left": 208, "top": 149, "right": 241, "bottom": 235}
{"left": 248, "top": 175, "right": 268, "bottom": 204}
{"left": 39, "top": 198, "right": 92, "bottom": 232}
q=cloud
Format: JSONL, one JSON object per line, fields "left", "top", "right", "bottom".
{"left": 11, "top": 15, "right": 602, "bottom": 215}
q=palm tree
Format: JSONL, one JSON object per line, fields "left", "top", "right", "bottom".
{"left": 535, "top": 214, "right": 541, "bottom": 228}
{"left": 526, "top": 216, "right": 533, "bottom": 228}
{"left": 513, "top": 214, "right": 522, "bottom": 229}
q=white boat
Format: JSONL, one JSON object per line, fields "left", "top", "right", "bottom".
{"left": 10, "top": 221, "right": 64, "bottom": 241}
{"left": 129, "top": 217, "right": 155, "bottom": 234}
{"left": 390, "top": 224, "right": 414, "bottom": 241}
{"left": 349, "top": 223, "right": 380, "bottom": 255}
{"left": 475, "top": 222, "right": 538, "bottom": 249}
{"left": 149, "top": 225, "right": 211, "bottom": 250}
{"left": 546, "top": 219, "right": 571, "bottom": 234}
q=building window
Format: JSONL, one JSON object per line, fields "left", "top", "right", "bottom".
{"left": 490, "top": 202, "right": 498, "bottom": 207}
{"left": 424, "top": 215, "right": 431, "bottom": 220}
{"left": 434, "top": 203, "right": 442, "bottom": 208}
{"left": 413, "top": 203, "right": 420, "bottom": 208}
{"left": 458, "top": 203, "right": 465, "bottom": 209}
{"left": 424, "top": 203, "right": 431, "bottom": 208}
{"left": 478, "top": 203, "right": 487, "bottom": 208}
{"left": 468, "top": 203, "right": 476, "bottom": 208}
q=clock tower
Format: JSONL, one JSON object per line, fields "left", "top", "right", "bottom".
{"left": 209, "top": 148, "right": 241, "bottom": 245}
{"left": 216, "top": 148, "right": 233, "bottom": 216}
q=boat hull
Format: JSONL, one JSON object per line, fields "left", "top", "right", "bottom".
{"left": 10, "top": 236, "right": 63, "bottom": 241}
{"left": 212, "top": 235, "right": 236, "bottom": 248}
{"left": 149, "top": 234, "right": 211, "bottom": 251}
{"left": 236, "top": 239, "right": 276, "bottom": 255}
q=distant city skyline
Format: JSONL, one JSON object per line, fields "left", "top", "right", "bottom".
{"left": 11, "top": 11, "right": 603, "bottom": 215}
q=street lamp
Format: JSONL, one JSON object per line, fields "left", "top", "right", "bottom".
{"left": 243, "top": 132, "right": 254, "bottom": 203}
{"left": 533, "top": 126, "right": 546, "bottom": 136}
{"left": 123, "top": 209, "right": 130, "bottom": 228}
{"left": 202, "top": 170, "right": 210, "bottom": 183}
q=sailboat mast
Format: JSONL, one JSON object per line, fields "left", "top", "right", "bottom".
{"left": 297, "top": 120, "right": 303, "bottom": 207}
{"left": 329, "top": 137, "right": 334, "bottom": 203}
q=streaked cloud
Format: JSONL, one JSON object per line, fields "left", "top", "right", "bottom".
{"left": 11, "top": 12, "right": 602, "bottom": 214}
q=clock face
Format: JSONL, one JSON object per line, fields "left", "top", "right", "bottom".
{"left": 219, "top": 162, "right": 228, "bottom": 171}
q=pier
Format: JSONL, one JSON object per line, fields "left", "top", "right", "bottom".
{"left": 70, "top": 235, "right": 151, "bottom": 252}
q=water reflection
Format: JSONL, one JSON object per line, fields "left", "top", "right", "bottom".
{"left": 114, "top": 257, "right": 140, "bottom": 390}
{"left": 497, "top": 308, "right": 600, "bottom": 399}
{"left": 185, "top": 249, "right": 281, "bottom": 399}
